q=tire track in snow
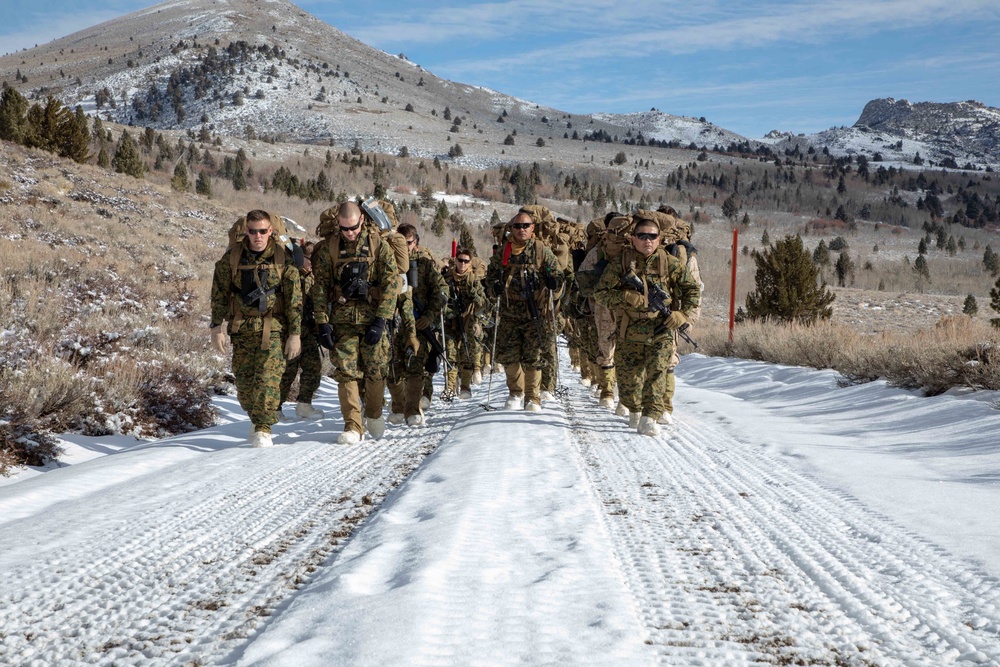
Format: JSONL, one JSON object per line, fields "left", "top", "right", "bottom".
{"left": 0, "top": 401, "right": 461, "bottom": 666}
{"left": 565, "top": 377, "right": 1000, "bottom": 666}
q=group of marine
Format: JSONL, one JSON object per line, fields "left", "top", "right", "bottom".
{"left": 209, "top": 199, "right": 702, "bottom": 448}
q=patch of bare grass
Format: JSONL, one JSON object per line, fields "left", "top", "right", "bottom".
{"left": 693, "top": 316, "right": 1000, "bottom": 395}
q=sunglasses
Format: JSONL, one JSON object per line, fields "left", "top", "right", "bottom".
{"left": 406, "top": 238, "right": 417, "bottom": 245}
{"left": 456, "top": 257, "right": 471, "bottom": 264}
{"left": 633, "top": 232, "right": 659, "bottom": 241}
{"left": 510, "top": 223, "right": 533, "bottom": 230}
{"left": 246, "top": 227, "right": 271, "bottom": 235}
{"left": 339, "top": 221, "right": 363, "bottom": 232}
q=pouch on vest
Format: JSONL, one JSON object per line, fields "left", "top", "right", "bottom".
{"left": 340, "top": 261, "right": 370, "bottom": 301}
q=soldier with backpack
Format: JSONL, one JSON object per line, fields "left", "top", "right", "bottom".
{"left": 210, "top": 210, "right": 303, "bottom": 448}
{"left": 486, "top": 210, "right": 564, "bottom": 412}
{"left": 311, "top": 201, "right": 399, "bottom": 444}
{"left": 593, "top": 212, "right": 700, "bottom": 437}
{"left": 278, "top": 240, "right": 324, "bottom": 420}
{"left": 658, "top": 205, "right": 704, "bottom": 425}
{"left": 396, "top": 224, "right": 447, "bottom": 423}
{"left": 441, "top": 247, "right": 487, "bottom": 399}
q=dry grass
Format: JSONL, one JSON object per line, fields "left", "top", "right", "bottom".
{"left": 692, "top": 316, "right": 1000, "bottom": 395}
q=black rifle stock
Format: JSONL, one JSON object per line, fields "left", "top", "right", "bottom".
{"left": 621, "top": 272, "right": 699, "bottom": 349}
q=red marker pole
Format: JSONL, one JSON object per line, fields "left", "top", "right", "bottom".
{"left": 729, "top": 227, "right": 738, "bottom": 345}
{"left": 451, "top": 238, "right": 457, "bottom": 257}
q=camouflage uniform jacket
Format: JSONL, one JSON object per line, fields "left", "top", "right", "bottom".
{"left": 409, "top": 246, "right": 447, "bottom": 324}
{"left": 441, "top": 267, "right": 487, "bottom": 338}
{"left": 210, "top": 238, "right": 302, "bottom": 336}
{"left": 593, "top": 247, "right": 700, "bottom": 343}
{"left": 486, "top": 238, "right": 563, "bottom": 322}
{"left": 311, "top": 227, "right": 399, "bottom": 326}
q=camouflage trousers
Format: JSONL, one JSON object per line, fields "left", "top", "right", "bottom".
{"left": 445, "top": 326, "right": 481, "bottom": 372}
{"left": 614, "top": 334, "right": 674, "bottom": 421}
{"left": 232, "top": 329, "right": 288, "bottom": 433}
{"left": 593, "top": 300, "right": 617, "bottom": 368}
{"left": 539, "top": 312, "right": 563, "bottom": 393}
{"left": 330, "top": 322, "right": 390, "bottom": 383}
{"left": 495, "top": 313, "right": 546, "bottom": 369}
{"left": 279, "top": 331, "right": 322, "bottom": 404}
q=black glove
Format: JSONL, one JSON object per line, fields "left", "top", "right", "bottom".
{"left": 543, "top": 271, "right": 558, "bottom": 290}
{"left": 317, "top": 323, "right": 335, "bottom": 350}
{"left": 364, "top": 317, "right": 387, "bottom": 345}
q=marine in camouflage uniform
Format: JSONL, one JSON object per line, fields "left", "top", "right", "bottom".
{"left": 441, "top": 249, "right": 487, "bottom": 396}
{"left": 279, "top": 242, "right": 322, "bottom": 413}
{"left": 593, "top": 216, "right": 700, "bottom": 434}
{"left": 312, "top": 202, "right": 399, "bottom": 441}
{"left": 395, "top": 227, "right": 447, "bottom": 418}
{"left": 386, "top": 281, "right": 420, "bottom": 420}
{"left": 485, "top": 211, "right": 564, "bottom": 410}
{"left": 210, "top": 210, "right": 302, "bottom": 440}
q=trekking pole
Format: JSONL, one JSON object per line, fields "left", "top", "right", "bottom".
{"left": 439, "top": 309, "right": 454, "bottom": 401}
{"left": 549, "top": 290, "right": 568, "bottom": 398}
{"left": 480, "top": 298, "right": 502, "bottom": 411}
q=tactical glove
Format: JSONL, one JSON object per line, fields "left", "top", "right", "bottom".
{"left": 407, "top": 335, "right": 421, "bottom": 356}
{"left": 622, "top": 291, "right": 646, "bottom": 309}
{"left": 665, "top": 311, "right": 688, "bottom": 329}
{"left": 415, "top": 315, "right": 432, "bottom": 330}
{"left": 543, "top": 271, "right": 559, "bottom": 291}
{"left": 364, "top": 317, "right": 387, "bottom": 345}
{"left": 284, "top": 334, "right": 301, "bottom": 360}
{"left": 210, "top": 325, "right": 226, "bottom": 355}
{"left": 317, "top": 323, "right": 336, "bottom": 350}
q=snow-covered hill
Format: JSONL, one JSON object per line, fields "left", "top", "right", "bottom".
{"left": 2, "top": 351, "right": 999, "bottom": 665}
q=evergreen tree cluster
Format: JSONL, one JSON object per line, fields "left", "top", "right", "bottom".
{"left": 0, "top": 86, "right": 90, "bottom": 163}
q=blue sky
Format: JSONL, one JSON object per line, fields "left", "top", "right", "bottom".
{"left": 2, "top": 0, "right": 999, "bottom": 138}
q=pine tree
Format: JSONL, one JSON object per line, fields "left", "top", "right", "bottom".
{"left": 97, "top": 146, "right": 110, "bottom": 169}
{"left": 761, "top": 229, "right": 770, "bottom": 246}
{"left": 458, "top": 224, "right": 478, "bottom": 257}
{"left": 990, "top": 276, "right": 1000, "bottom": 328}
{"left": 744, "top": 235, "right": 834, "bottom": 324}
{"left": 0, "top": 85, "right": 29, "bottom": 144}
{"left": 721, "top": 192, "right": 740, "bottom": 222}
{"left": 195, "top": 170, "right": 213, "bottom": 197}
{"left": 834, "top": 251, "right": 855, "bottom": 287}
{"left": 918, "top": 238, "right": 928, "bottom": 255}
{"left": 112, "top": 130, "right": 145, "bottom": 178}
{"left": 171, "top": 161, "right": 190, "bottom": 192}
{"left": 963, "top": 294, "right": 978, "bottom": 316}
{"left": 489, "top": 209, "right": 502, "bottom": 227}
{"left": 812, "top": 239, "right": 830, "bottom": 266}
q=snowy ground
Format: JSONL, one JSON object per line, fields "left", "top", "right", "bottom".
{"left": 1, "top": 351, "right": 999, "bottom": 666}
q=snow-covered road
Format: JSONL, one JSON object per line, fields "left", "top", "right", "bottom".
{"left": 1, "top": 354, "right": 999, "bottom": 666}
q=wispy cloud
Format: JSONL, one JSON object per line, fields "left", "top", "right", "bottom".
{"left": 0, "top": 10, "right": 123, "bottom": 55}
{"left": 336, "top": 0, "right": 1000, "bottom": 76}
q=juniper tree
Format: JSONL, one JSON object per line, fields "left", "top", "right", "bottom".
{"left": 744, "top": 234, "right": 834, "bottom": 324}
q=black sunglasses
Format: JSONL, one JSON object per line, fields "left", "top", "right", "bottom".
{"left": 246, "top": 227, "right": 271, "bottom": 235}
{"left": 510, "top": 223, "right": 533, "bottom": 230}
{"left": 633, "top": 232, "right": 659, "bottom": 241}
{"left": 339, "top": 221, "right": 363, "bottom": 232}
{"left": 456, "top": 257, "right": 471, "bottom": 264}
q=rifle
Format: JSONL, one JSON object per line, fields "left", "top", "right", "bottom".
{"left": 621, "top": 272, "right": 699, "bottom": 349}
{"left": 520, "top": 267, "right": 545, "bottom": 347}
{"left": 412, "top": 293, "right": 445, "bottom": 363}
{"left": 447, "top": 280, "right": 473, "bottom": 365}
